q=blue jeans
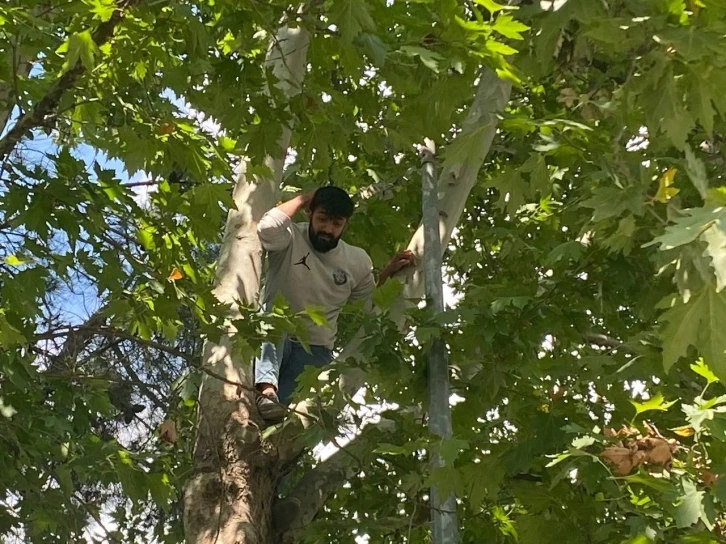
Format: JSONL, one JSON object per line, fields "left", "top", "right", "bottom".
{"left": 254, "top": 335, "right": 333, "bottom": 405}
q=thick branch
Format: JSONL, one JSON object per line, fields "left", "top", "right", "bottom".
{"left": 402, "top": 68, "right": 512, "bottom": 301}
{"left": 280, "top": 425, "right": 390, "bottom": 541}
{"left": 0, "top": 0, "right": 141, "bottom": 160}
{"left": 338, "top": 68, "right": 512, "bottom": 368}
{"left": 184, "top": 23, "right": 311, "bottom": 544}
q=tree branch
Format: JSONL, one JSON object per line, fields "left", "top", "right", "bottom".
{"left": 337, "top": 67, "right": 512, "bottom": 373}
{"left": 0, "top": 0, "right": 142, "bottom": 160}
{"left": 110, "top": 343, "right": 167, "bottom": 410}
{"left": 47, "top": 310, "right": 106, "bottom": 372}
{"left": 280, "top": 425, "right": 388, "bottom": 540}
{"left": 584, "top": 333, "right": 635, "bottom": 354}
{"left": 37, "top": 325, "right": 192, "bottom": 361}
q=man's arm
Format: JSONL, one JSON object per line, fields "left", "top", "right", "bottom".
{"left": 377, "top": 250, "right": 416, "bottom": 287}
{"left": 349, "top": 249, "right": 416, "bottom": 307}
{"left": 257, "top": 192, "right": 313, "bottom": 251}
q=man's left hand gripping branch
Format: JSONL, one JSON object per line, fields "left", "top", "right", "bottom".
{"left": 253, "top": 186, "right": 415, "bottom": 425}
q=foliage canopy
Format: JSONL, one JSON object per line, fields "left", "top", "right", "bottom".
{"left": 2, "top": 0, "right": 726, "bottom": 542}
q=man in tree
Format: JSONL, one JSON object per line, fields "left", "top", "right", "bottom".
{"left": 254, "top": 186, "right": 414, "bottom": 423}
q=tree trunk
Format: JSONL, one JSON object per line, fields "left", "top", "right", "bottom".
{"left": 183, "top": 28, "right": 512, "bottom": 540}
{"left": 183, "top": 25, "right": 309, "bottom": 544}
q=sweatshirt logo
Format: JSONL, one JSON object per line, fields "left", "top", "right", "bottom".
{"left": 333, "top": 269, "right": 348, "bottom": 286}
{"left": 294, "top": 252, "right": 311, "bottom": 271}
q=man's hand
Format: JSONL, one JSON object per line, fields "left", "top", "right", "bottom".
{"left": 378, "top": 249, "right": 416, "bottom": 286}
{"left": 276, "top": 191, "right": 316, "bottom": 219}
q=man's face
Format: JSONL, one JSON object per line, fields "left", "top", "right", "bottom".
{"left": 308, "top": 208, "right": 347, "bottom": 252}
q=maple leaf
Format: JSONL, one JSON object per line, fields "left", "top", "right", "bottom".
{"left": 330, "top": 0, "right": 375, "bottom": 43}
{"left": 660, "top": 286, "right": 726, "bottom": 382}
{"left": 647, "top": 206, "right": 726, "bottom": 251}
{"left": 674, "top": 479, "right": 705, "bottom": 528}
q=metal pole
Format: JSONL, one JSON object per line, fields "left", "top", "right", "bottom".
{"left": 420, "top": 139, "right": 458, "bottom": 544}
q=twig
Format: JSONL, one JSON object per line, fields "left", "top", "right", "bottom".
{"left": 72, "top": 492, "right": 121, "bottom": 543}
{"left": 111, "top": 343, "right": 167, "bottom": 410}
{"left": 121, "top": 179, "right": 160, "bottom": 188}
{"left": 36, "top": 326, "right": 192, "bottom": 361}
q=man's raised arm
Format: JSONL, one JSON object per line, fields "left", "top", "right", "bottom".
{"left": 257, "top": 192, "right": 314, "bottom": 251}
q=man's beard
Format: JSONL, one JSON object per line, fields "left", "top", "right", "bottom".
{"left": 309, "top": 225, "right": 340, "bottom": 253}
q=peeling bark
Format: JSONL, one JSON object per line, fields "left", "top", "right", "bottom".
{"left": 183, "top": 26, "right": 310, "bottom": 544}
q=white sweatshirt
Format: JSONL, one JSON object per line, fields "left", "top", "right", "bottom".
{"left": 257, "top": 208, "right": 375, "bottom": 348}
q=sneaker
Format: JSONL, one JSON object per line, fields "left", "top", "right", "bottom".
{"left": 256, "top": 392, "right": 286, "bottom": 424}
{"left": 272, "top": 496, "right": 301, "bottom": 533}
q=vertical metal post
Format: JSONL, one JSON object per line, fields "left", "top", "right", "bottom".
{"left": 420, "top": 140, "right": 458, "bottom": 544}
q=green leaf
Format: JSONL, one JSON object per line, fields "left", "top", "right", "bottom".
{"left": 692, "top": 79, "right": 716, "bottom": 135}
{"left": 374, "top": 443, "right": 412, "bottom": 456}
{"left": 63, "top": 30, "right": 99, "bottom": 72}
{"left": 148, "top": 472, "right": 172, "bottom": 512}
{"left": 462, "top": 457, "right": 503, "bottom": 508}
{"left": 303, "top": 306, "right": 329, "bottom": 327}
{"left": 429, "top": 466, "right": 464, "bottom": 500}
{"left": 624, "top": 536, "right": 650, "bottom": 544}
{"left": 682, "top": 403, "right": 714, "bottom": 434}
{"left": 675, "top": 479, "right": 705, "bottom": 528}
{"left": 87, "top": 0, "right": 115, "bottom": 22}
{"left": 439, "top": 437, "right": 469, "bottom": 465}
{"left": 373, "top": 278, "right": 404, "bottom": 310}
{"left": 115, "top": 455, "right": 146, "bottom": 503}
{"left": 660, "top": 286, "right": 726, "bottom": 381}
{"left": 400, "top": 45, "right": 443, "bottom": 72}
{"left": 571, "top": 435, "right": 596, "bottom": 449}
{"left": 492, "top": 14, "right": 529, "bottom": 40}
{"left": 691, "top": 358, "right": 719, "bottom": 385}
{"left": 0, "top": 397, "right": 17, "bottom": 419}
{"left": 630, "top": 392, "right": 678, "bottom": 416}
{"left": 715, "top": 475, "right": 726, "bottom": 504}
{"left": 331, "top": 0, "right": 375, "bottom": 42}
{"left": 581, "top": 187, "right": 643, "bottom": 222}
{"left": 473, "top": 0, "right": 516, "bottom": 12}
{"left": 646, "top": 207, "right": 726, "bottom": 251}
{"left": 624, "top": 471, "right": 676, "bottom": 494}
{"left": 187, "top": 182, "right": 234, "bottom": 240}
{"left": 684, "top": 145, "right": 708, "bottom": 200}
{"left": 0, "top": 315, "right": 26, "bottom": 346}
{"left": 663, "top": 108, "right": 695, "bottom": 151}
{"left": 132, "top": 61, "right": 148, "bottom": 81}
{"left": 485, "top": 40, "right": 518, "bottom": 56}
{"left": 356, "top": 33, "right": 387, "bottom": 65}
